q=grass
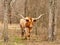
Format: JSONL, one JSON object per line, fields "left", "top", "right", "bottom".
{"left": 0, "top": 23, "right": 60, "bottom": 45}
{"left": 14, "top": 36, "right": 22, "bottom": 43}
{"left": 0, "top": 41, "right": 3, "bottom": 45}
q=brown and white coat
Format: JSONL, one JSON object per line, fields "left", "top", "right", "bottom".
{"left": 20, "top": 14, "right": 44, "bottom": 39}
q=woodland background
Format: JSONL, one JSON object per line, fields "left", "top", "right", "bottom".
{"left": 0, "top": 0, "right": 60, "bottom": 45}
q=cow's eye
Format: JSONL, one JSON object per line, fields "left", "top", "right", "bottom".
{"left": 26, "top": 19, "right": 29, "bottom": 22}
{"left": 33, "top": 20, "right": 36, "bottom": 22}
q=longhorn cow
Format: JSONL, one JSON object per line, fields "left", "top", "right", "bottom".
{"left": 20, "top": 14, "right": 44, "bottom": 39}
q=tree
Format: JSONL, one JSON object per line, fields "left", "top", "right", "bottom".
{"left": 3, "top": 0, "right": 9, "bottom": 42}
{"left": 48, "top": 0, "right": 57, "bottom": 41}
{"left": 54, "top": 0, "right": 57, "bottom": 40}
{"left": 24, "top": 0, "right": 27, "bottom": 16}
{"left": 3, "top": 0, "right": 16, "bottom": 44}
{"left": 7, "top": 0, "right": 16, "bottom": 24}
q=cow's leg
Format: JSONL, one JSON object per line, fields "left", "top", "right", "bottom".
{"left": 28, "top": 30, "right": 30, "bottom": 40}
{"left": 20, "top": 28, "right": 25, "bottom": 40}
{"left": 20, "top": 25, "right": 23, "bottom": 37}
{"left": 20, "top": 26, "right": 25, "bottom": 39}
{"left": 24, "top": 30, "right": 28, "bottom": 40}
{"left": 28, "top": 28, "right": 32, "bottom": 40}
{"left": 21, "top": 28, "right": 24, "bottom": 37}
{"left": 25, "top": 29, "right": 31, "bottom": 40}
{"left": 24, "top": 28, "right": 29, "bottom": 40}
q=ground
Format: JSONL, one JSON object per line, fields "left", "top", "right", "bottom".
{"left": 0, "top": 23, "right": 60, "bottom": 45}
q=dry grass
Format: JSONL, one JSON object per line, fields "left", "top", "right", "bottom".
{"left": 0, "top": 23, "right": 60, "bottom": 45}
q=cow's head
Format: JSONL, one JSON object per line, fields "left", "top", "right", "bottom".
{"left": 20, "top": 14, "right": 44, "bottom": 28}
{"left": 25, "top": 17, "right": 36, "bottom": 28}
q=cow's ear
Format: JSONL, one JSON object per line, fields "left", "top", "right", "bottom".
{"left": 33, "top": 20, "right": 36, "bottom": 22}
{"left": 26, "top": 19, "right": 29, "bottom": 22}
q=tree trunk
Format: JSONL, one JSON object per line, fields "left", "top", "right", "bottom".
{"left": 8, "top": 4, "right": 12, "bottom": 24}
{"left": 24, "top": 0, "right": 27, "bottom": 16}
{"left": 8, "top": 0, "right": 15, "bottom": 24}
{"left": 54, "top": 0, "right": 57, "bottom": 40}
{"left": 3, "top": 0, "right": 9, "bottom": 42}
{"left": 48, "top": 0, "right": 57, "bottom": 41}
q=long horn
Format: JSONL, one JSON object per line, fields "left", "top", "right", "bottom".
{"left": 34, "top": 14, "right": 44, "bottom": 20}
{"left": 20, "top": 15, "right": 25, "bottom": 19}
